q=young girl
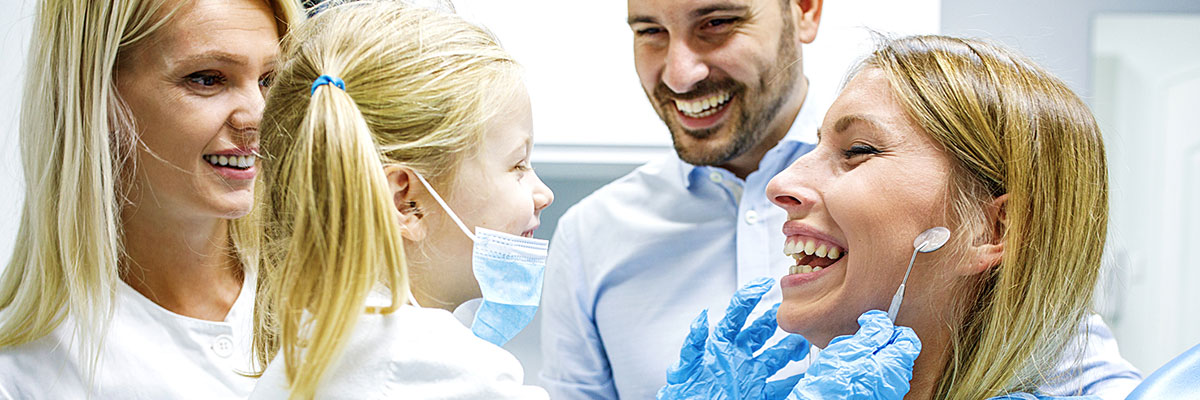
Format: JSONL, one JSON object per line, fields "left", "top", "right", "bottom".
{"left": 249, "top": 2, "right": 552, "bottom": 398}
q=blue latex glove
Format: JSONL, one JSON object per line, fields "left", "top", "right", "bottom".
{"left": 657, "top": 277, "right": 812, "bottom": 400}
{"left": 786, "top": 310, "right": 921, "bottom": 400}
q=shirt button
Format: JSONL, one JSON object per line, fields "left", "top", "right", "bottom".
{"left": 745, "top": 210, "right": 759, "bottom": 224}
{"left": 709, "top": 171, "right": 723, "bottom": 183}
{"left": 212, "top": 335, "right": 234, "bottom": 358}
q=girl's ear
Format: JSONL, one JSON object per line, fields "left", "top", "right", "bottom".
{"left": 384, "top": 164, "right": 426, "bottom": 241}
{"left": 963, "top": 194, "right": 1008, "bottom": 275}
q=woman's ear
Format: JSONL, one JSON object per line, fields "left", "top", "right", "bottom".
{"left": 964, "top": 194, "right": 1008, "bottom": 275}
{"left": 384, "top": 164, "right": 426, "bottom": 241}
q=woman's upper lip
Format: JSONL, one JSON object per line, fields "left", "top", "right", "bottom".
{"left": 206, "top": 147, "right": 259, "bottom": 157}
{"left": 781, "top": 221, "right": 846, "bottom": 248}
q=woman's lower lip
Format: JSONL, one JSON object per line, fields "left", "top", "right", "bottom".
{"left": 210, "top": 164, "right": 257, "bottom": 180}
{"left": 780, "top": 259, "right": 840, "bottom": 289}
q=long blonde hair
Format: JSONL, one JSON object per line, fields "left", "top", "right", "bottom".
{"left": 0, "top": 0, "right": 299, "bottom": 381}
{"left": 857, "top": 35, "right": 1107, "bottom": 398}
{"left": 252, "top": 2, "right": 522, "bottom": 397}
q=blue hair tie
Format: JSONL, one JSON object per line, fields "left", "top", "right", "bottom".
{"left": 311, "top": 75, "right": 346, "bottom": 95}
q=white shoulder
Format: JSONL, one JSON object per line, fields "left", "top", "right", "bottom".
{"left": 306, "top": 307, "right": 548, "bottom": 400}
{"left": 0, "top": 320, "right": 85, "bottom": 398}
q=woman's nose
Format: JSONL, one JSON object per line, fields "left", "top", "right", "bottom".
{"left": 228, "top": 82, "right": 266, "bottom": 133}
{"left": 766, "top": 160, "right": 818, "bottom": 216}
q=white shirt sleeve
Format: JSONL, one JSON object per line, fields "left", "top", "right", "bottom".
{"left": 538, "top": 210, "right": 620, "bottom": 400}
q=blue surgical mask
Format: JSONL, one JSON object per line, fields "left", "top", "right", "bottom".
{"left": 413, "top": 172, "right": 548, "bottom": 347}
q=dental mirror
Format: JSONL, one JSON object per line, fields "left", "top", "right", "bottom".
{"left": 913, "top": 226, "right": 951, "bottom": 253}
{"left": 887, "top": 226, "right": 951, "bottom": 321}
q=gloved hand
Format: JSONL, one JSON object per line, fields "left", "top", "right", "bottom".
{"left": 786, "top": 310, "right": 922, "bottom": 400}
{"left": 657, "top": 277, "right": 812, "bottom": 400}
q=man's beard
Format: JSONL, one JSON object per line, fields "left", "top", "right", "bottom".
{"left": 650, "top": 36, "right": 799, "bottom": 167}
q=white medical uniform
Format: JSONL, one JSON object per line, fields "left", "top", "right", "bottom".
{"left": 0, "top": 271, "right": 257, "bottom": 399}
{"left": 250, "top": 288, "right": 548, "bottom": 400}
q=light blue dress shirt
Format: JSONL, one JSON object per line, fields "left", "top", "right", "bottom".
{"left": 538, "top": 90, "right": 1141, "bottom": 400}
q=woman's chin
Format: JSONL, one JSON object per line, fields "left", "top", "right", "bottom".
{"left": 777, "top": 300, "right": 867, "bottom": 348}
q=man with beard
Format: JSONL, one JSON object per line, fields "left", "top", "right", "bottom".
{"left": 539, "top": 0, "right": 1142, "bottom": 399}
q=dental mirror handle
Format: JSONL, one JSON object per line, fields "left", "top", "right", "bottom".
{"left": 887, "top": 284, "right": 905, "bottom": 321}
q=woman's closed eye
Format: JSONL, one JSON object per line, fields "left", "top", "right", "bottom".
{"left": 842, "top": 144, "right": 882, "bottom": 159}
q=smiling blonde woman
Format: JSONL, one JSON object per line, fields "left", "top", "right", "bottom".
{"left": 0, "top": 0, "right": 299, "bottom": 397}
{"left": 764, "top": 35, "right": 1129, "bottom": 399}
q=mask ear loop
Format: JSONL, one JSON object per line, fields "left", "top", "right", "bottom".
{"left": 413, "top": 171, "right": 476, "bottom": 242}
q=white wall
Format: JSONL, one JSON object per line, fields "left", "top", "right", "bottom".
{"left": 452, "top": 0, "right": 940, "bottom": 152}
{"left": 0, "top": 0, "right": 33, "bottom": 268}
{"left": 1092, "top": 13, "right": 1200, "bottom": 374}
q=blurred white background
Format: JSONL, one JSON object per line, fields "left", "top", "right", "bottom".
{"left": 1, "top": 0, "right": 1198, "bottom": 388}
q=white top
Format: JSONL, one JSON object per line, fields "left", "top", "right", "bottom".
{"left": 250, "top": 289, "right": 548, "bottom": 400}
{"left": 0, "top": 272, "right": 258, "bottom": 399}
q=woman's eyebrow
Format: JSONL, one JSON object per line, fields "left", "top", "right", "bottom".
{"left": 817, "top": 113, "right": 889, "bottom": 142}
{"left": 177, "top": 50, "right": 250, "bottom": 67}
{"left": 833, "top": 113, "right": 887, "bottom": 134}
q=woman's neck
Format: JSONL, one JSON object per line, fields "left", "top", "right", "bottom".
{"left": 119, "top": 206, "right": 243, "bottom": 321}
{"left": 903, "top": 320, "right": 952, "bottom": 400}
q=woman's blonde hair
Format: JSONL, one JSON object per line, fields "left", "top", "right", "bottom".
{"left": 251, "top": 2, "right": 522, "bottom": 397}
{"left": 0, "top": 0, "right": 299, "bottom": 382}
{"left": 856, "top": 35, "right": 1107, "bottom": 398}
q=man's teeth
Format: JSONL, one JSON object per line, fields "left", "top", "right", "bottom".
{"left": 674, "top": 91, "right": 731, "bottom": 118}
{"left": 205, "top": 154, "right": 256, "bottom": 169}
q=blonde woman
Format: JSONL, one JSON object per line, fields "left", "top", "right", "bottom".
{"left": 661, "top": 35, "right": 1136, "bottom": 399}
{"left": 248, "top": 1, "right": 552, "bottom": 398}
{"left": 0, "top": 0, "right": 299, "bottom": 397}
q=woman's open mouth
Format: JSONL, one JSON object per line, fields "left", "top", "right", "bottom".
{"left": 784, "top": 236, "right": 847, "bottom": 275}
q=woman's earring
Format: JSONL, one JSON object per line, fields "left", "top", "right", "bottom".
{"left": 404, "top": 201, "right": 424, "bottom": 218}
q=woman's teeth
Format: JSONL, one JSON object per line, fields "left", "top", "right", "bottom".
{"left": 789, "top": 265, "right": 823, "bottom": 274}
{"left": 784, "top": 238, "right": 845, "bottom": 275}
{"left": 205, "top": 154, "right": 255, "bottom": 169}
{"left": 674, "top": 91, "right": 731, "bottom": 118}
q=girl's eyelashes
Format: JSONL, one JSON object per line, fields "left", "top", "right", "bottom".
{"left": 842, "top": 144, "right": 882, "bottom": 159}
{"left": 514, "top": 161, "right": 532, "bottom": 173}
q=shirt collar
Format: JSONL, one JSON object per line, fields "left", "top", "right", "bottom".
{"left": 675, "top": 81, "right": 827, "bottom": 189}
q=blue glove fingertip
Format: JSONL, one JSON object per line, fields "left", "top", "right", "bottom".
{"left": 692, "top": 309, "right": 710, "bottom": 329}
{"left": 748, "top": 276, "right": 776, "bottom": 288}
{"left": 858, "top": 309, "right": 891, "bottom": 325}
